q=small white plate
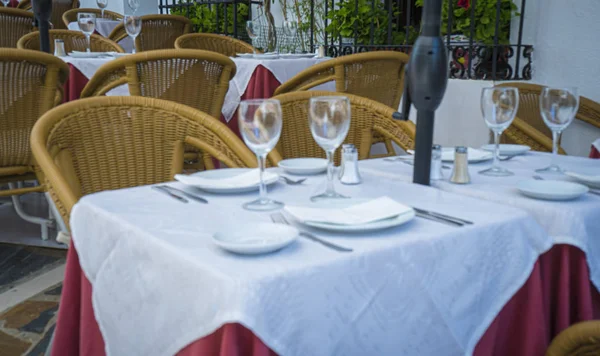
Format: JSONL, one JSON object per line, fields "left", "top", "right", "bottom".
{"left": 441, "top": 147, "right": 493, "bottom": 163}
{"left": 279, "top": 53, "right": 316, "bottom": 58}
{"left": 564, "top": 171, "right": 600, "bottom": 189}
{"left": 108, "top": 52, "right": 130, "bottom": 57}
{"left": 68, "top": 51, "right": 108, "bottom": 58}
{"left": 236, "top": 53, "right": 254, "bottom": 58}
{"left": 517, "top": 179, "right": 589, "bottom": 201}
{"left": 253, "top": 53, "right": 279, "bottom": 59}
{"left": 177, "top": 168, "right": 279, "bottom": 194}
{"left": 278, "top": 158, "right": 328, "bottom": 175}
{"left": 213, "top": 223, "right": 298, "bottom": 255}
{"left": 481, "top": 144, "right": 531, "bottom": 156}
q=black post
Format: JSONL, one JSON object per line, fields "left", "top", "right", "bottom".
{"left": 32, "top": 0, "right": 52, "bottom": 53}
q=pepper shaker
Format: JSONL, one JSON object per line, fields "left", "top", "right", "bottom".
{"left": 430, "top": 144, "right": 443, "bottom": 180}
{"left": 450, "top": 146, "right": 470, "bottom": 184}
{"left": 339, "top": 144, "right": 361, "bottom": 184}
{"left": 54, "top": 39, "right": 66, "bottom": 57}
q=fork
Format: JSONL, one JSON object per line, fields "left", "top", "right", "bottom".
{"left": 499, "top": 155, "right": 516, "bottom": 161}
{"left": 533, "top": 175, "right": 600, "bottom": 196}
{"left": 279, "top": 176, "right": 307, "bottom": 185}
{"left": 270, "top": 213, "right": 353, "bottom": 252}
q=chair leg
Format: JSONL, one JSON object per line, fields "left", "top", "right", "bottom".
{"left": 8, "top": 182, "right": 55, "bottom": 241}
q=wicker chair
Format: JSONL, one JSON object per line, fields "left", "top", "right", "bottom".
{"left": 546, "top": 321, "right": 600, "bottom": 356}
{"left": 17, "top": 29, "right": 124, "bottom": 53}
{"left": 0, "top": 8, "right": 34, "bottom": 48}
{"left": 268, "top": 91, "right": 416, "bottom": 165}
{"left": 16, "top": 0, "right": 31, "bottom": 9}
{"left": 30, "top": 96, "right": 256, "bottom": 227}
{"left": 62, "top": 8, "right": 123, "bottom": 27}
{"left": 19, "top": 0, "right": 79, "bottom": 29}
{"left": 108, "top": 14, "right": 192, "bottom": 52}
{"left": 274, "top": 51, "right": 410, "bottom": 157}
{"left": 174, "top": 33, "right": 255, "bottom": 57}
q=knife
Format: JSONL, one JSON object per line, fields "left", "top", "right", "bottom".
{"left": 152, "top": 186, "right": 188, "bottom": 203}
{"left": 160, "top": 185, "right": 208, "bottom": 204}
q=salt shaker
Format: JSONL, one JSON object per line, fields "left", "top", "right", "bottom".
{"left": 430, "top": 144, "right": 443, "bottom": 180}
{"left": 339, "top": 144, "right": 361, "bottom": 185}
{"left": 317, "top": 45, "right": 325, "bottom": 58}
{"left": 450, "top": 146, "right": 470, "bottom": 184}
{"left": 54, "top": 39, "right": 66, "bottom": 57}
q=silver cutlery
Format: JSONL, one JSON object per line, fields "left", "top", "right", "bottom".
{"left": 279, "top": 176, "right": 307, "bottom": 185}
{"left": 152, "top": 186, "right": 188, "bottom": 203}
{"left": 159, "top": 185, "right": 208, "bottom": 203}
{"left": 413, "top": 207, "right": 473, "bottom": 225}
{"left": 415, "top": 211, "right": 464, "bottom": 227}
{"left": 270, "top": 213, "right": 353, "bottom": 252}
{"left": 398, "top": 159, "right": 452, "bottom": 170}
{"left": 499, "top": 155, "right": 516, "bottom": 161}
{"left": 533, "top": 175, "right": 600, "bottom": 196}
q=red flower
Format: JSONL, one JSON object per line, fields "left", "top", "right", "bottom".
{"left": 458, "top": 0, "right": 470, "bottom": 9}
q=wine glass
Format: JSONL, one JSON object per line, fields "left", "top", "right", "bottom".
{"left": 479, "top": 87, "right": 519, "bottom": 176}
{"left": 124, "top": 15, "right": 141, "bottom": 54}
{"left": 77, "top": 13, "right": 96, "bottom": 53}
{"left": 282, "top": 20, "right": 297, "bottom": 53}
{"left": 127, "top": 0, "right": 140, "bottom": 13}
{"left": 536, "top": 87, "right": 579, "bottom": 173}
{"left": 1, "top": 0, "right": 10, "bottom": 7}
{"left": 309, "top": 96, "right": 351, "bottom": 201}
{"left": 246, "top": 20, "right": 258, "bottom": 55}
{"left": 238, "top": 99, "right": 283, "bottom": 211}
{"left": 96, "top": 0, "right": 108, "bottom": 18}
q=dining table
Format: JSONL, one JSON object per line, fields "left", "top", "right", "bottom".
{"left": 51, "top": 151, "right": 600, "bottom": 356}
{"left": 67, "top": 20, "right": 135, "bottom": 53}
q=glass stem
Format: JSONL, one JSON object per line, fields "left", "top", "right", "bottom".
{"left": 493, "top": 130, "right": 500, "bottom": 168}
{"left": 258, "top": 153, "right": 267, "bottom": 202}
{"left": 131, "top": 36, "right": 136, "bottom": 54}
{"left": 325, "top": 150, "right": 335, "bottom": 195}
{"left": 551, "top": 130, "right": 559, "bottom": 166}
{"left": 86, "top": 35, "right": 91, "bottom": 52}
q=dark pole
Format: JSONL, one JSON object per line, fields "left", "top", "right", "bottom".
{"left": 31, "top": 0, "right": 52, "bottom": 53}
{"left": 396, "top": 0, "right": 448, "bottom": 186}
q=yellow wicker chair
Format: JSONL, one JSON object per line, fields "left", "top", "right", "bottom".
{"left": 274, "top": 51, "right": 410, "bottom": 157}
{"left": 546, "top": 321, "right": 600, "bottom": 356}
{"left": 174, "top": 33, "right": 255, "bottom": 57}
{"left": 17, "top": 29, "right": 124, "bottom": 53}
{"left": 30, "top": 96, "right": 257, "bottom": 227}
{"left": 268, "top": 91, "right": 416, "bottom": 165}
{"left": 62, "top": 8, "right": 123, "bottom": 27}
{"left": 0, "top": 8, "right": 34, "bottom": 48}
{"left": 108, "top": 14, "right": 192, "bottom": 52}
{"left": 16, "top": 0, "right": 31, "bottom": 9}
{"left": 23, "top": 0, "right": 79, "bottom": 29}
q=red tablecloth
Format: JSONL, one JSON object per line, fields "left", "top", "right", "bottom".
{"left": 52, "top": 243, "right": 600, "bottom": 356}
{"left": 591, "top": 145, "right": 600, "bottom": 159}
{"left": 7, "top": 0, "right": 18, "bottom": 7}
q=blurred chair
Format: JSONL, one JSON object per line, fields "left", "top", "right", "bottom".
{"left": 80, "top": 49, "right": 236, "bottom": 169}
{"left": 17, "top": 29, "right": 124, "bottom": 52}
{"left": 108, "top": 14, "right": 191, "bottom": 52}
{"left": 274, "top": 51, "right": 410, "bottom": 157}
{"left": 18, "top": 0, "right": 80, "bottom": 29}
{"left": 546, "top": 320, "right": 600, "bottom": 356}
{"left": 175, "top": 33, "right": 255, "bottom": 57}
{"left": 16, "top": 0, "right": 31, "bottom": 9}
{"left": 268, "top": 91, "right": 415, "bottom": 165}
{"left": 62, "top": 8, "right": 123, "bottom": 27}
{"left": 31, "top": 96, "right": 256, "bottom": 227}
{"left": 0, "top": 48, "right": 69, "bottom": 239}
{"left": 0, "top": 8, "right": 34, "bottom": 48}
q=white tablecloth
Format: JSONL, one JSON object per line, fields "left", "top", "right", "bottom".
{"left": 593, "top": 138, "right": 600, "bottom": 152}
{"left": 71, "top": 169, "right": 551, "bottom": 356}
{"left": 360, "top": 151, "right": 600, "bottom": 290}
{"left": 60, "top": 56, "right": 129, "bottom": 96}
{"left": 68, "top": 20, "right": 134, "bottom": 53}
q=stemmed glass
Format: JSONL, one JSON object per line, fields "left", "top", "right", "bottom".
{"left": 1, "top": 0, "right": 10, "bottom": 8}
{"left": 124, "top": 15, "right": 141, "bottom": 54}
{"left": 282, "top": 20, "right": 297, "bottom": 53}
{"left": 127, "top": 0, "right": 140, "bottom": 13}
{"left": 96, "top": 0, "right": 108, "bottom": 18}
{"left": 536, "top": 87, "right": 579, "bottom": 173}
{"left": 77, "top": 13, "right": 96, "bottom": 53}
{"left": 309, "top": 96, "right": 351, "bottom": 201}
{"left": 238, "top": 99, "right": 283, "bottom": 211}
{"left": 479, "top": 87, "right": 519, "bottom": 176}
{"left": 246, "top": 20, "right": 258, "bottom": 55}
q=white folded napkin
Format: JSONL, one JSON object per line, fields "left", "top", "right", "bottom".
{"left": 285, "top": 197, "right": 413, "bottom": 226}
{"left": 174, "top": 169, "right": 278, "bottom": 189}
{"left": 441, "top": 147, "right": 492, "bottom": 161}
{"left": 593, "top": 138, "right": 600, "bottom": 151}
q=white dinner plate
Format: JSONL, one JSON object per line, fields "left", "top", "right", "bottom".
{"left": 213, "top": 223, "right": 298, "bottom": 255}
{"left": 253, "top": 53, "right": 279, "bottom": 59}
{"left": 68, "top": 51, "right": 108, "bottom": 58}
{"left": 108, "top": 52, "right": 130, "bottom": 58}
{"left": 517, "top": 179, "right": 589, "bottom": 201}
{"left": 481, "top": 144, "right": 531, "bottom": 156}
{"left": 176, "top": 168, "right": 279, "bottom": 194}
{"left": 236, "top": 53, "right": 254, "bottom": 58}
{"left": 278, "top": 158, "right": 328, "bottom": 175}
{"left": 441, "top": 147, "right": 493, "bottom": 163}
{"left": 564, "top": 171, "right": 600, "bottom": 189}
{"left": 279, "top": 53, "right": 316, "bottom": 58}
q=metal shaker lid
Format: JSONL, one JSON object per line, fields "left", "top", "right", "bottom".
{"left": 455, "top": 146, "right": 468, "bottom": 153}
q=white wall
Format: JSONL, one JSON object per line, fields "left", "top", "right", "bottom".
{"left": 79, "top": 0, "right": 157, "bottom": 16}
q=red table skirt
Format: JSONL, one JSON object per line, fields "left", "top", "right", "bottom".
{"left": 591, "top": 145, "right": 600, "bottom": 159}
{"left": 52, "top": 243, "right": 600, "bottom": 356}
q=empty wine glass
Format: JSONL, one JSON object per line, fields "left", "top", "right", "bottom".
{"left": 536, "top": 87, "right": 579, "bottom": 173}
{"left": 238, "top": 99, "right": 283, "bottom": 211}
{"left": 77, "top": 13, "right": 96, "bottom": 53}
{"left": 282, "top": 20, "right": 297, "bottom": 53}
{"left": 479, "top": 87, "right": 519, "bottom": 176}
{"left": 309, "top": 96, "right": 351, "bottom": 202}
{"left": 127, "top": 0, "right": 139, "bottom": 13}
{"left": 124, "top": 15, "right": 141, "bottom": 54}
{"left": 1, "top": 0, "right": 10, "bottom": 7}
{"left": 246, "top": 20, "right": 258, "bottom": 55}
{"left": 96, "top": 0, "right": 108, "bottom": 18}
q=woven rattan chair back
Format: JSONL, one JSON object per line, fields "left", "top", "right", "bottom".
{"left": 17, "top": 29, "right": 124, "bottom": 53}
{"left": 546, "top": 320, "right": 600, "bottom": 356}
{"left": 174, "top": 33, "right": 255, "bottom": 57}
{"left": 16, "top": 0, "right": 32, "bottom": 9}
{"left": 0, "top": 8, "right": 34, "bottom": 48}
{"left": 108, "top": 14, "right": 192, "bottom": 52}
{"left": 30, "top": 96, "right": 257, "bottom": 227}
{"left": 50, "top": 0, "right": 79, "bottom": 29}
{"left": 268, "top": 91, "right": 415, "bottom": 165}
{"left": 0, "top": 49, "right": 69, "bottom": 197}
{"left": 62, "top": 8, "right": 123, "bottom": 27}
